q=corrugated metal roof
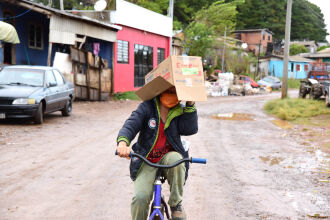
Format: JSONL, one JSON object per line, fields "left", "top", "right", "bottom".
{"left": 233, "top": 28, "right": 274, "bottom": 35}
{"left": 300, "top": 49, "right": 330, "bottom": 58}
{"left": 289, "top": 55, "right": 314, "bottom": 63}
{"left": 50, "top": 14, "right": 117, "bottom": 44}
{"left": 12, "top": 0, "right": 122, "bottom": 31}
{"left": 270, "top": 55, "right": 314, "bottom": 63}
{"left": 318, "top": 48, "right": 330, "bottom": 54}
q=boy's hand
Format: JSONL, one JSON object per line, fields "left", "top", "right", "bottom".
{"left": 117, "top": 141, "right": 131, "bottom": 159}
{"left": 186, "top": 101, "right": 195, "bottom": 106}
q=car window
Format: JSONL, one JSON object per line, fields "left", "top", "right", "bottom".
{"left": 263, "top": 77, "right": 274, "bottom": 83}
{"left": 53, "top": 70, "right": 65, "bottom": 85}
{"left": 0, "top": 68, "right": 44, "bottom": 86}
{"left": 46, "top": 70, "right": 57, "bottom": 86}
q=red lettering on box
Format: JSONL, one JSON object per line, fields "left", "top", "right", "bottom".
{"left": 163, "top": 72, "right": 170, "bottom": 80}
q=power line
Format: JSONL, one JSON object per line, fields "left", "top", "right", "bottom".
{"left": 0, "top": 8, "right": 32, "bottom": 21}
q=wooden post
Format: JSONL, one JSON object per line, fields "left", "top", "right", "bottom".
{"left": 221, "top": 26, "right": 227, "bottom": 73}
{"left": 47, "top": 42, "right": 52, "bottom": 66}
{"left": 98, "top": 59, "right": 102, "bottom": 101}
{"left": 86, "top": 51, "right": 90, "bottom": 101}
{"left": 256, "top": 40, "right": 261, "bottom": 80}
{"left": 282, "top": 0, "right": 292, "bottom": 99}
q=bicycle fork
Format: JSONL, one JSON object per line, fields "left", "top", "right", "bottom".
{"left": 149, "top": 179, "right": 164, "bottom": 220}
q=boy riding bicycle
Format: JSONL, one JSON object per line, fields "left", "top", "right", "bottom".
{"left": 116, "top": 86, "right": 197, "bottom": 220}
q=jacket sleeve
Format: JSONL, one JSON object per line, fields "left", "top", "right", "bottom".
{"left": 177, "top": 104, "right": 198, "bottom": 136}
{"left": 117, "top": 102, "right": 147, "bottom": 146}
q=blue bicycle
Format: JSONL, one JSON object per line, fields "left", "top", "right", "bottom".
{"left": 116, "top": 151, "right": 206, "bottom": 220}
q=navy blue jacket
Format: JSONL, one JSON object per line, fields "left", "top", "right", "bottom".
{"left": 117, "top": 97, "right": 198, "bottom": 181}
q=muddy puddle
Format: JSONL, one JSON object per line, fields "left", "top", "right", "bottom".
{"left": 271, "top": 120, "right": 293, "bottom": 129}
{"left": 259, "top": 156, "right": 284, "bottom": 166}
{"left": 212, "top": 113, "right": 255, "bottom": 121}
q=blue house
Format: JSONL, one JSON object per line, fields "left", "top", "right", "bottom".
{"left": 268, "top": 55, "right": 314, "bottom": 79}
{"left": 0, "top": 0, "right": 120, "bottom": 67}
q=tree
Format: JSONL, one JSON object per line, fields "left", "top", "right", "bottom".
{"left": 31, "top": 0, "right": 94, "bottom": 10}
{"left": 291, "top": 0, "right": 328, "bottom": 42}
{"left": 236, "top": 0, "right": 287, "bottom": 41}
{"left": 183, "top": 22, "right": 215, "bottom": 58}
{"left": 289, "top": 44, "right": 308, "bottom": 56}
{"left": 194, "top": 0, "right": 243, "bottom": 36}
{"left": 236, "top": 0, "right": 328, "bottom": 42}
{"left": 183, "top": 0, "right": 243, "bottom": 57}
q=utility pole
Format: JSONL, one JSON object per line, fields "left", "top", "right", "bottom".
{"left": 168, "top": 0, "right": 174, "bottom": 55}
{"left": 60, "top": 0, "right": 64, "bottom": 10}
{"left": 255, "top": 40, "right": 261, "bottom": 80}
{"left": 221, "top": 26, "right": 227, "bottom": 73}
{"left": 282, "top": 0, "right": 292, "bottom": 99}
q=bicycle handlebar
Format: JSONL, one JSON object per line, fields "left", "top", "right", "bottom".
{"left": 115, "top": 150, "right": 206, "bottom": 168}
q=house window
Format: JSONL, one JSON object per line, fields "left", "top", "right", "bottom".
{"left": 304, "top": 64, "right": 309, "bottom": 71}
{"left": 117, "top": 40, "right": 129, "bottom": 63}
{"left": 296, "top": 64, "right": 300, "bottom": 71}
{"left": 263, "top": 35, "right": 265, "bottom": 40}
{"left": 134, "top": 44, "right": 153, "bottom": 87}
{"left": 268, "top": 35, "right": 270, "bottom": 41}
{"left": 157, "top": 48, "right": 165, "bottom": 65}
{"left": 28, "top": 23, "right": 43, "bottom": 49}
{"left": 291, "top": 63, "right": 294, "bottom": 71}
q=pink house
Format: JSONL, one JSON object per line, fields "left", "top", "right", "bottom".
{"left": 110, "top": 0, "right": 172, "bottom": 92}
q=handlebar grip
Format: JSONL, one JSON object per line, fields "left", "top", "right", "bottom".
{"left": 115, "top": 150, "right": 132, "bottom": 157}
{"left": 191, "top": 158, "right": 207, "bottom": 164}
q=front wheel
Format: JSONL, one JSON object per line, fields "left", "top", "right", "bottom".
{"left": 62, "top": 98, "right": 72, "bottom": 116}
{"left": 34, "top": 103, "right": 43, "bottom": 124}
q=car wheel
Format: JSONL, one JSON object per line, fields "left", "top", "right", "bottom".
{"left": 299, "top": 83, "right": 308, "bottom": 98}
{"left": 62, "top": 98, "right": 72, "bottom": 116}
{"left": 326, "top": 93, "right": 330, "bottom": 107}
{"left": 34, "top": 103, "right": 43, "bottom": 124}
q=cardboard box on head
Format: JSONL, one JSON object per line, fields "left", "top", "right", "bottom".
{"left": 135, "top": 56, "right": 208, "bottom": 102}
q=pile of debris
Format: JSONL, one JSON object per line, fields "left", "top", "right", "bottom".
{"left": 205, "top": 72, "right": 271, "bottom": 97}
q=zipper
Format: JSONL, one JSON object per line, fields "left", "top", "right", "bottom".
{"left": 135, "top": 98, "right": 161, "bottom": 177}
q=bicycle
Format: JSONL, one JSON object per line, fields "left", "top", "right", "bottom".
{"left": 115, "top": 151, "right": 206, "bottom": 220}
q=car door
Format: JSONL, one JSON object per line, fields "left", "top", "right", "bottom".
{"left": 44, "top": 70, "right": 59, "bottom": 112}
{"left": 52, "top": 69, "right": 68, "bottom": 109}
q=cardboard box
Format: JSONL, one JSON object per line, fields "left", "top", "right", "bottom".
{"left": 136, "top": 56, "right": 207, "bottom": 101}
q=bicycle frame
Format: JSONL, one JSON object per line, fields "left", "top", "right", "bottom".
{"left": 149, "top": 179, "right": 164, "bottom": 220}
{"left": 115, "top": 150, "right": 206, "bottom": 220}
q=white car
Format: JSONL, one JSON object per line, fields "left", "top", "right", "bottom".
{"left": 257, "top": 76, "right": 282, "bottom": 89}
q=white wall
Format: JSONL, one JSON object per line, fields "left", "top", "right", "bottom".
{"left": 110, "top": 0, "right": 172, "bottom": 37}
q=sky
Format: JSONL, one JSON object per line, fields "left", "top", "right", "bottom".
{"left": 308, "top": 0, "right": 330, "bottom": 43}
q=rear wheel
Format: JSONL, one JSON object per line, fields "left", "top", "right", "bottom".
{"left": 34, "top": 103, "right": 43, "bottom": 124}
{"left": 61, "top": 98, "right": 72, "bottom": 116}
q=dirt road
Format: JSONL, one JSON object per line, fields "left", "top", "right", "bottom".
{"left": 0, "top": 91, "right": 329, "bottom": 220}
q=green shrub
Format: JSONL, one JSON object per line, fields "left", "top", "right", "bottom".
{"left": 113, "top": 91, "right": 140, "bottom": 100}
{"left": 264, "top": 98, "right": 330, "bottom": 121}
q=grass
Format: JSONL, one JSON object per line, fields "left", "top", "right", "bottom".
{"left": 287, "top": 78, "right": 301, "bottom": 89}
{"left": 264, "top": 98, "right": 330, "bottom": 121}
{"left": 113, "top": 91, "right": 140, "bottom": 100}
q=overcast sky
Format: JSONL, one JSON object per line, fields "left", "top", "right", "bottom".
{"left": 307, "top": 0, "right": 330, "bottom": 43}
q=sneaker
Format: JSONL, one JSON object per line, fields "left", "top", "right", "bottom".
{"left": 170, "top": 202, "right": 187, "bottom": 220}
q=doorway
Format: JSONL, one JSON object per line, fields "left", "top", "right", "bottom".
{"left": 3, "top": 43, "right": 15, "bottom": 64}
{"left": 2, "top": 11, "right": 16, "bottom": 64}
